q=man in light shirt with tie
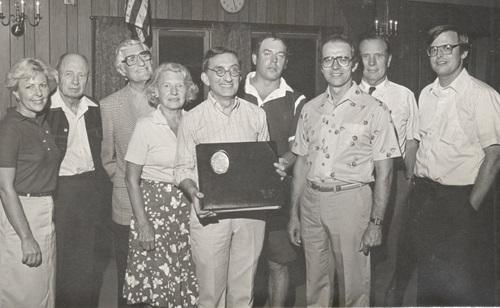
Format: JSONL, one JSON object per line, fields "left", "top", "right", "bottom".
{"left": 358, "top": 33, "right": 419, "bottom": 307}
{"left": 45, "top": 53, "right": 107, "bottom": 307}
{"left": 413, "top": 24, "right": 500, "bottom": 306}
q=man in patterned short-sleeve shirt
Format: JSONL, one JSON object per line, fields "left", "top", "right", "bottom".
{"left": 288, "top": 34, "right": 400, "bottom": 307}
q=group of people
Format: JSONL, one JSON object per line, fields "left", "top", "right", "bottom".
{"left": 0, "top": 23, "right": 499, "bottom": 308}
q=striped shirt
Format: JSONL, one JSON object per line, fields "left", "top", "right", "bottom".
{"left": 174, "top": 92, "right": 269, "bottom": 185}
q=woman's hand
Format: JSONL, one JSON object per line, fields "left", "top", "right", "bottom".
{"left": 21, "top": 237, "right": 42, "bottom": 267}
{"left": 137, "top": 221, "right": 155, "bottom": 251}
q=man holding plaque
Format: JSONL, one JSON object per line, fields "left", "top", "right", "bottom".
{"left": 243, "top": 32, "right": 307, "bottom": 307}
{"left": 288, "top": 34, "right": 400, "bottom": 307}
{"left": 175, "top": 47, "right": 270, "bottom": 308}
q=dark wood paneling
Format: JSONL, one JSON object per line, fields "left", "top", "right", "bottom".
{"left": 67, "top": 4, "right": 79, "bottom": 53}
{"left": 267, "top": 0, "right": 279, "bottom": 24}
{"left": 256, "top": 0, "right": 266, "bottom": 23}
{"left": 182, "top": 0, "right": 192, "bottom": 20}
{"left": 285, "top": 0, "right": 295, "bottom": 25}
{"left": 79, "top": 0, "right": 93, "bottom": 96}
{"left": 169, "top": 0, "right": 183, "bottom": 20}
{"left": 34, "top": 0, "right": 50, "bottom": 63}
{"left": 49, "top": 0, "right": 67, "bottom": 66}
{"left": 91, "top": 0, "right": 109, "bottom": 16}
{"left": 295, "top": 0, "right": 308, "bottom": 25}
{"left": 192, "top": 0, "right": 203, "bottom": 20}
{"left": 204, "top": 0, "right": 218, "bottom": 21}
{"left": 155, "top": 0, "right": 169, "bottom": 19}
{"left": 0, "top": 0, "right": 357, "bottom": 115}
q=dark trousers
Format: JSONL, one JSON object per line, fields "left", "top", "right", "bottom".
{"left": 54, "top": 171, "right": 100, "bottom": 308}
{"left": 112, "top": 221, "right": 131, "bottom": 308}
{"left": 413, "top": 177, "right": 495, "bottom": 306}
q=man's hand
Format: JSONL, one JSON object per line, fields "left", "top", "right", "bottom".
{"left": 189, "top": 188, "right": 216, "bottom": 219}
{"left": 137, "top": 220, "right": 156, "bottom": 251}
{"left": 359, "top": 223, "right": 383, "bottom": 256}
{"left": 21, "top": 237, "right": 42, "bottom": 267}
{"left": 274, "top": 157, "right": 289, "bottom": 180}
{"left": 288, "top": 215, "right": 302, "bottom": 246}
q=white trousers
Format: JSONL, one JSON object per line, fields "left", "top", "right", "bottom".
{"left": 190, "top": 208, "right": 265, "bottom": 308}
{"left": 0, "top": 196, "right": 56, "bottom": 308}
{"left": 301, "top": 184, "right": 372, "bottom": 307}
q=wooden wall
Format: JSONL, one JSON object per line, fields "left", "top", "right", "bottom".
{"left": 0, "top": 0, "right": 354, "bottom": 118}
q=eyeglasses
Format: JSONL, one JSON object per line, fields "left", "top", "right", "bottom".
{"left": 426, "top": 44, "right": 461, "bottom": 57}
{"left": 321, "top": 56, "right": 352, "bottom": 68}
{"left": 122, "top": 51, "right": 151, "bottom": 66}
{"left": 206, "top": 66, "right": 240, "bottom": 77}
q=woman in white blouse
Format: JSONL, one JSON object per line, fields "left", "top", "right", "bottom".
{"left": 122, "top": 62, "right": 199, "bottom": 307}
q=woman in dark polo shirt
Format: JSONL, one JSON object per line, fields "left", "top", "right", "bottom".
{"left": 0, "top": 58, "right": 60, "bottom": 307}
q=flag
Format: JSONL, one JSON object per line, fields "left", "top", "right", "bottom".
{"left": 125, "top": 0, "right": 152, "bottom": 47}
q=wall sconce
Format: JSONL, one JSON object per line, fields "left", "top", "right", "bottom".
{"left": 0, "top": 1, "right": 42, "bottom": 37}
{"left": 374, "top": 0, "right": 397, "bottom": 38}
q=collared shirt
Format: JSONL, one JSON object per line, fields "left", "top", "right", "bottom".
{"left": 0, "top": 108, "right": 60, "bottom": 193}
{"left": 125, "top": 107, "right": 183, "bottom": 183}
{"left": 292, "top": 83, "right": 401, "bottom": 184}
{"left": 174, "top": 92, "right": 269, "bottom": 185}
{"left": 244, "top": 71, "right": 307, "bottom": 156}
{"left": 50, "top": 89, "right": 97, "bottom": 175}
{"left": 415, "top": 69, "right": 500, "bottom": 185}
{"left": 359, "top": 77, "right": 419, "bottom": 158}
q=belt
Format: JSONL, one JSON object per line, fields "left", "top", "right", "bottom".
{"left": 309, "top": 181, "right": 364, "bottom": 192}
{"left": 17, "top": 191, "right": 53, "bottom": 197}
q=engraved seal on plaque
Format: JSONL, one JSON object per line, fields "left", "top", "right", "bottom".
{"left": 210, "top": 150, "right": 230, "bottom": 174}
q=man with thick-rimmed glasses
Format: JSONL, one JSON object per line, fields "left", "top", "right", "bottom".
{"left": 288, "top": 33, "right": 400, "bottom": 306}
{"left": 175, "top": 47, "right": 269, "bottom": 308}
{"left": 100, "top": 39, "right": 155, "bottom": 307}
{"left": 413, "top": 25, "right": 500, "bottom": 306}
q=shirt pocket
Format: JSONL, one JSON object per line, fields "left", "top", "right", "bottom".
{"left": 340, "top": 123, "right": 368, "bottom": 148}
{"left": 440, "top": 121, "right": 467, "bottom": 146}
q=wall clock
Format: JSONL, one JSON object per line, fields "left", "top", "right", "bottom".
{"left": 220, "top": 0, "right": 245, "bottom": 13}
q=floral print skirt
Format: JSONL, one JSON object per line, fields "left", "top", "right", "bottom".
{"left": 123, "top": 180, "right": 198, "bottom": 307}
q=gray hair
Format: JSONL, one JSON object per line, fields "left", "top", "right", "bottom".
{"left": 146, "top": 62, "right": 199, "bottom": 107}
{"left": 114, "top": 39, "right": 150, "bottom": 72}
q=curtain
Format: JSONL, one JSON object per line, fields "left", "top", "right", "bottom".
{"left": 210, "top": 23, "right": 252, "bottom": 78}
{"left": 92, "top": 16, "right": 131, "bottom": 101}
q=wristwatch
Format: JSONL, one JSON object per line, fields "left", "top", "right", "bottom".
{"left": 370, "top": 217, "right": 383, "bottom": 226}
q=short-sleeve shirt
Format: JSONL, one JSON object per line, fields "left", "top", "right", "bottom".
{"left": 292, "top": 83, "right": 401, "bottom": 184}
{"left": 174, "top": 92, "right": 269, "bottom": 185}
{"left": 359, "top": 78, "right": 419, "bottom": 158}
{"left": 415, "top": 69, "right": 500, "bottom": 185}
{"left": 0, "top": 108, "right": 60, "bottom": 193}
{"left": 244, "top": 72, "right": 307, "bottom": 156}
{"left": 125, "top": 107, "right": 181, "bottom": 183}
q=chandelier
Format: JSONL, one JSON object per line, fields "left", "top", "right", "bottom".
{"left": 374, "top": 0, "right": 398, "bottom": 38}
{"left": 0, "top": 1, "right": 42, "bottom": 37}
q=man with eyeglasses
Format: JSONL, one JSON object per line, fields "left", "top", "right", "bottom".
{"left": 243, "top": 32, "right": 307, "bottom": 307}
{"left": 357, "top": 33, "right": 419, "bottom": 307}
{"left": 413, "top": 25, "right": 500, "bottom": 306}
{"left": 288, "top": 34, "right": 400, "bottom": 306}
{"left": 100, "top": 39, "right": 155, "bottom": 307}
{"left": 175, "top": 47, "right": 269, "bottom": 308}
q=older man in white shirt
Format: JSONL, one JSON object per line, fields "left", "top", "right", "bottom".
{"left": 358, "top": 33, "right": 419, "bottom": 307}
{"left": 45, "top": 53, "right": 107, "bottom": 307}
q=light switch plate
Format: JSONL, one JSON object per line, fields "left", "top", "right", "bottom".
{"left": 64, "top": 0, "right": 76, "bottom": 5}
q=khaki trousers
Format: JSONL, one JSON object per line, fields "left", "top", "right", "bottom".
{"left": 301, "top": 183, "right": 371, "bottom": 307}
{"left": 190, "top": 208, "right": 266, "bottom": 308}
{"left": 0, "top": 196, "right": 56, "bottom": 308}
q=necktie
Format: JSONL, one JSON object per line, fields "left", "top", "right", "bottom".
{"left": 368, "top": 86, "right": 376, "bottom": 95}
